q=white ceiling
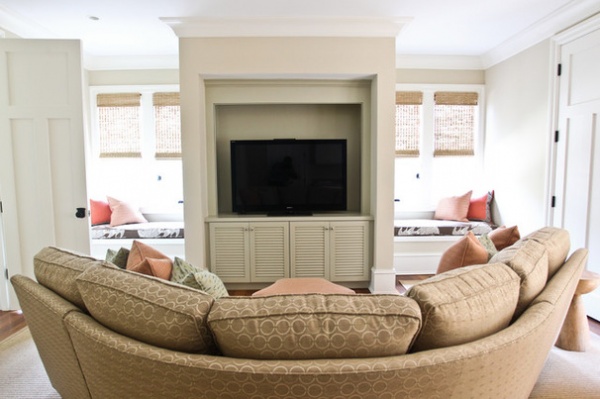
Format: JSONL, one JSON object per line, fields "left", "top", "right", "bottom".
{"left": 0, "top": 0, "right": 598, "bottom": 70}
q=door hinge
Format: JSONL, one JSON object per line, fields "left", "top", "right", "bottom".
{"left": 554, "top": 130, "right": 560, "bottom": 143}
{"left": 0, "top": 201, "right": 3, "bottom": 213}
{"left": 557, "top": 63, "right": 562, "bottom": 76}
{"left": 4, "top": 269, "right": 8, "bottom": 280}
{"left": 551, "top": 196, "right": 557, "bottom": 208}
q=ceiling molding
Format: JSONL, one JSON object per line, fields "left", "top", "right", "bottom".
{"left": 395, "top": 54, "right": 484, "bottom": 70}
{"left": 0, "top": 5, "right": 53, "bottom": 38}
{"left": 161, "top": 16, "right": 411, "bottom": 38}
{"left": 481, "top": 0, "right": 600, "bottom": 69}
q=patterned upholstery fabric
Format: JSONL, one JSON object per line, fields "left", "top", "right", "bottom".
{"left": 76, "top": 265, "right": 217, "bottom": 354}
{"left": 407, "top": 262, "right": 520, "bottom": 352}
{"left": 208, "top": 294, "right": 421, "bottom": 359}
{"left": 490, "top": 238, "right": 549, "bottom": 318}
{"left": 12, "top": 234, "right": 587, "bottom": 399}
{"left": 34, "top": 246, "right": 110, "bottom": 310}
{"left": 11, "top": 275, "right": 92, "bottom": 399}
{"left": 522, "top": 227, "right": 570, "bottom": 278}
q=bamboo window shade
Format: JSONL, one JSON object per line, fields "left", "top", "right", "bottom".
{"left": 153, "top": 92, "right": 181, "bottom": 158}
{"left": 395, "top": 91, "right": 422, "bottom": 157}
{"left": 433, "top": 91, "right": 478, "bottom": 156}
{"left": 97, "top": 93, "right": 142, "bottom": 158}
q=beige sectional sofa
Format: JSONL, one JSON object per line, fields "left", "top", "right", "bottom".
{"left": 11, "top": 227, "right": 587, "bottom": 399}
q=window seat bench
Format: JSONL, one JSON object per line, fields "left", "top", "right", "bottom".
{"left": 393, "top": 219, "right": 495, "bottom": 275}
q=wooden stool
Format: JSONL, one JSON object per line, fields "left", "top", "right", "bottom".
{"left": 556, "top": 270, "right": 600, "bottom": 351}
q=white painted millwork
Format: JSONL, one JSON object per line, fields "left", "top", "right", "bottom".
{"left": 209, "top": 221, "right": 290, "bottom": 283}
{"left": 0, "top": 39, "right": 89, "bottom": 310}
{"left": 208, "top": 217, "right": 370, "bottom": 285}
{"left": 551, "top": 14, "right": 600, "bottom": 320}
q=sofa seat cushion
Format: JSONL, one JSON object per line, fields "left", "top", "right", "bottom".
{"left": 490, "top": 238, "right": 549, "bottom": 318}
{"left": 76, "top": 265, "right": 217, "bottom": 354}
{"left": 407, "top": 263, "right": 520, "bottom": 352}
{"left": 34, "top": 246, "right": 110, "bottom": 310}
{"left": 522, "top": 227, "right": 570, "bottom": 278}
{"left": 208, "top": 294, "right": 421, "bottom": 360}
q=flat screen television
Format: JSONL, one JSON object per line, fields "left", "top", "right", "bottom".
{"left": 231, "top": 139, "right": 347, "bottom": 215}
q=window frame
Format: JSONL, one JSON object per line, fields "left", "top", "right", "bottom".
{"left": 394, "top": 83, "right": 486, "bottom": 212}
{"left": 89, "top": 84, "right": 180, "bottom": 160}
{"left": 395, "top": 83, "right": 485, "bottom": 160}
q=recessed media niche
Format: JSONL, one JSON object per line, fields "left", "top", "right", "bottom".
{"left": 215, "top": 103, "right": 363, "bottom": 214}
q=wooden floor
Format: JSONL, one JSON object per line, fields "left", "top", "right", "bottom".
{"left": 2, "top": 275, "right": 599, "bottom": 341}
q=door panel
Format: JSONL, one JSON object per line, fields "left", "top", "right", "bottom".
{"left": 0, "top": 39, "right": 89, "bottom": 310}
{"left": 553, "top": 20, "right": 600, "bottom": 320}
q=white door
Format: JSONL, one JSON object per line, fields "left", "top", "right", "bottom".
{"left": 552, "top": 17, "right": 600, "bottom": 320}
{"left": 0, "top": 39, "right": 90, "bottom": 310}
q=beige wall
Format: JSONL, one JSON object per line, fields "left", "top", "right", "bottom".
{"left": 178, "top": 36, "right": 398, "bottom": 293}
{"left": 87, "top": 69, "right": 179, "bottom": 86}
{"left": 484, "top": 39, "right": 553, "bottom": 234}
{"left": 396, "top": 68, "right": 485, "bottom": 84}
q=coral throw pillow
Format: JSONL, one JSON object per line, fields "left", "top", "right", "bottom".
{"left": 90, "top": 199, "right": 112, "bottom": 225}
{"left": 126, "top": 240, "right": 173, "bottom": 280}
{"left": 467, "top": 190, "right": 494, "bottom": 223}
{"left": 489, "top": 226, "right": 520, "bottom": 251}
{"left": 436, "top": 232, "right": 489, "bottom": 274}
{"left": 434, "top": 191, "right": 473, "bottom": 222}
{"left": 107, "top": 196, "right": 147, "bottom": 227}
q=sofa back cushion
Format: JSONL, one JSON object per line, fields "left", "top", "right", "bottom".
{"left": 522, "top": 227, "right": 570, "bottom": 278}
{"left": 406, "top": 262, "right": 520, "bottom": 352}
{"left": 76, "top": 265, "right": 217, "bottom": 354}
{"left": 34, "top": 246, "right": 109, "bottom": 310}
{"left": 208, "top": 294, "right": 421, "bottom": 360}
{"left": 489, "top": 238, "right": 549, "bottom": 317}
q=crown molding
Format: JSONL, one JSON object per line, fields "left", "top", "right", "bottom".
{"left": 161, "top": 16, "right": 411, "bottom": 38}
{"left": 481, "top": 0, "right": 600, "bottom": 69}
{"left": 395, "top": 54, "right": 484, "bottom": 70}
{"left": 0, "top": 5, "right": 53, "bottom": 38}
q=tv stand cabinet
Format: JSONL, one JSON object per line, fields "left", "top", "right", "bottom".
{"left": 206, "top": 215, "right": 372, "bottom": 287}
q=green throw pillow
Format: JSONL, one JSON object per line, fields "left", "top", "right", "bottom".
{"left": 478, "top": 234, "right": 498, "bottom": 260}
{"left": 193, "top": 270, "right": 229, "bottom": 299}
{"left": 171, "top": 257, "right": 201, "bottom": 284}
{"left": 105, "top": 247, "right": 129, "bottom": 269}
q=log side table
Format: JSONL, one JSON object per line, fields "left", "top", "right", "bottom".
{"left": 555, "top": 270, "right": 600, "bottom": 352}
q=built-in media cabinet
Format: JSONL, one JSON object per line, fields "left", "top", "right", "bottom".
{"left": 206, "top": 215, "right": 372, "bottom": 286}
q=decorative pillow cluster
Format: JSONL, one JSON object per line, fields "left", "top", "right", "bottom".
{"left": 170, "top": 257, "right": 229, "bottom": 299}
{"left": 89, "top": 196, "right": 147, "bottom": 227}
{"left": 436, "top": 226, "right": 520, "bottom": 274}
{"left": 125, "top": 240, "right": 173, "bottom": 280}
{"left": 467, "top": 190, "right": 494, "bottom": 223}
{"left": 434, "top": 191, "right": 472, "bottom": 222}
{"left": 107, "top": 196, "right": 147, "bottom": 227}
{"left": 89, "top": 199, "right": 112, "bottom": 225}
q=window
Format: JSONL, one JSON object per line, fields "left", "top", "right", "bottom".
{"left": 394, "top": 85, "right": 484, "bottom": 212}
{"left": 89, "top": 86, "right": 183, "bottom": 210}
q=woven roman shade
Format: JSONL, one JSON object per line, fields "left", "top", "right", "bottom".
{"left": 395, "top": 91, "right": 422, "bottom": 157}
{"left": 153, "top": 92, "right": 181, "bottom": 158}
{"left": 97, "top": 93, "right": 142, "bottom": 158}
{"left": 433, "top": 91, "right": 478, "bottom": 156}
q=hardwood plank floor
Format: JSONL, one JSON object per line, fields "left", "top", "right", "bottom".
{"left": 2, "top": 276, "right": 599, "bottom": 341}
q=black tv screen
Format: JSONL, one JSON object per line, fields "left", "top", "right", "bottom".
{"left": 231, "top": 139, "right": 347, "bottom": 215}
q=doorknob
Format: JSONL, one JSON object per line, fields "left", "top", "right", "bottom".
{"left": 75, "top": 208, "right": 86, "bottom": 218}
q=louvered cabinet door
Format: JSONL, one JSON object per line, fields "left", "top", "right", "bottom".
{"left": 329, "top": 221, "right": 370, "bottom": 281}
{"left": 290, "top": 222, "right": 329, "bottom": 278}
{"left": 209, "top": 222, "right": 250, "bottom": 282}
{"left": 249, "top": 222, "right": 289, "bottom": 282}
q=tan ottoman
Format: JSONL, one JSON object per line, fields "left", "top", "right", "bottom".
{"left": 252, "top": 278, "right": 356, "bottom": 296}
